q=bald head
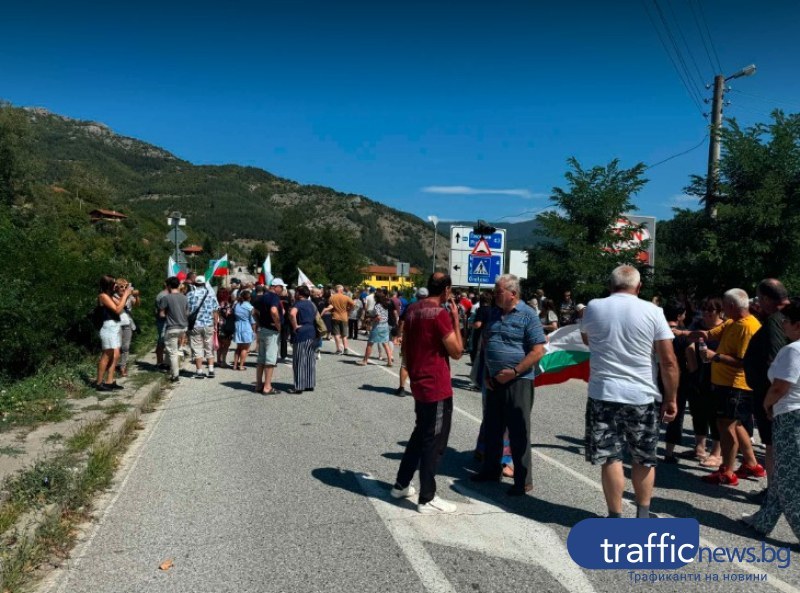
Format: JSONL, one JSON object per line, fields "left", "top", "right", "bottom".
{"left": 757, "top": 278, "right": 789, "bottom": 315}
{"left": 427, "top": 272, "right": 452, "bottom": 297}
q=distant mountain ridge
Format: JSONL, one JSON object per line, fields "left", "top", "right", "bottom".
{"left": 23, "top": 107, "right": 450, "bottom": 269}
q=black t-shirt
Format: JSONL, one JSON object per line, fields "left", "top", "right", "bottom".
{"left": 744, "top": 312, "right": 789, "bottom": 395}
{"left": 386, "top": 299, "right": 398, "bottom": 327}
{"left": 253, "top": 292, "right": 283, "bottom": 330}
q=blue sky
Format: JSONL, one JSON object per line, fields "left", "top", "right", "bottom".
{"left": 2, "top": 0, "right": 799, "bottom": 227}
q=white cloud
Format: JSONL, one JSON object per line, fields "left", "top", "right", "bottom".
{"left": 421, "top": 185, "right": 546, "bottom": 199}
{"left": 670, "top": 194, "right": 699, "bottom": 206}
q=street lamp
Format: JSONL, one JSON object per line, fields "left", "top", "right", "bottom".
{"left": 706, "top": 64, "right": 757, "bottom": 218}
{"left": 427, "top": 215, "right": 439, "bottom": 274}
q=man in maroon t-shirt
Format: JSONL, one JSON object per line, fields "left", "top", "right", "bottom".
{"left": 391, "top": 273, "right": 463, "bottom": 514}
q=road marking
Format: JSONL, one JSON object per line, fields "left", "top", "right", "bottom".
{"left": 347, "top": 345, "right": 800, "bottom": 592}
{"left": 42, "top": 389, "right": 175, "bottom": 593}
{"left": 355, "top": 473, "right": 596, "bottom": 593}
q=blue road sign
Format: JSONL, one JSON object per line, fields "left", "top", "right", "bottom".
{"left": 468, "top": 254, "right": 503, "bottom": 285}
{"left": 468, "top": 232, "right": 504, "bottom": 250}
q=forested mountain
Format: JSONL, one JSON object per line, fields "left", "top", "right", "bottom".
{"left": 24, "top": 107, "right": 449, "bottom": 268}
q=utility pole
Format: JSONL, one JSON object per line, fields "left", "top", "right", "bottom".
{"left": 705, "top": 74, "right": 725, "bottom": 219}
{"left": 705, "top": 64, "right": 756, "bottom": 219}
{"left": 428, "top": 215, "right": 439, "bottom": 274}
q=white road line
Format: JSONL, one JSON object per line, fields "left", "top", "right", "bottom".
{"left": 42, "top": 389, "right": 175, "bottom": 593}
{"left": 356, "top": 473, "right": 458, "bottom": 593}
{"left": 345, "top": 346, "right": 800, "bottom": 592}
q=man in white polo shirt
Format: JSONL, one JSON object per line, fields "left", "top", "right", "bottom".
{"left": 581, "top": 265, "right": 679, "bottom": 518}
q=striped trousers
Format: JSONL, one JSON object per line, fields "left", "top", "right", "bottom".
{"left": 292, "top": 339, "right": 317, "bottom": 391}
{"left": 751, "top": 410, "right": 800, "bottom": 539}
{"left": 395, "top": 397, "right": 453, "bottom": 504}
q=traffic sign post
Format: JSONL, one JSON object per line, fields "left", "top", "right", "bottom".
{"left": 449, "top": 225, "right": 506, "bottom": 287}
{"left": 166, "top": 211, "right": 188, "bottom": 271}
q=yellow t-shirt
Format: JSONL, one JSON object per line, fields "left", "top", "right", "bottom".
{"left": 708, "top": 315, "right": 762, "bottom": 390}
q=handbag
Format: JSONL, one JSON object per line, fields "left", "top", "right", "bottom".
{"left": 314, "top": 312, "right": 327, "bottom": 338}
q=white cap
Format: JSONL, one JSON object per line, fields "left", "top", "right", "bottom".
{"left": 270, "top": 278, "right": 286, "bottom": 287}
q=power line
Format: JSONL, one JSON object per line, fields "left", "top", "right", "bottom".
{"left": 694, "top": 0, "right": 723, "bottom": 72}
{"left": 642, "top": 0, "right": 706, "bottom": 118}
{"left": 688, "top": 0, "right": 717, "bottom": 77}
{"left": 665, "top": 0, "right": 707, "bottom": 90}
{"left": 728, "top": 89, "right": 800, "bottom": 113}
{"left": 652, "top": 0, "right": 706, "bottom": 108}
{"left": 645, "top": 135, "right": 708, "bottom": 170}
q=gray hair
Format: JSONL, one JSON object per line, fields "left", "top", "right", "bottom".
{"left": 496, "top": 274, "right": 520, "bottom": 295}
{"left": 724, "top": 288, "right": 750, "bottom": 310}
{"left": 336, "top": 284, "right": 344, "bottom": 292}
{"left": 610, "top": 265, "right": 641, "bottom": 290}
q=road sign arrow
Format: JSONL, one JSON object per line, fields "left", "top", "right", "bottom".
{"left": 455, "top": 232, "right": 461, "bottom": 242}
{"left": 453, "top": 265, "right": 461, "bottom": 271}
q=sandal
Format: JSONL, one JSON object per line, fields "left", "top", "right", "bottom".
{"left": 700, "top": 455, "right": 722, "bottom": 468}
{"left": 386, "top": 361, "right": 394, "bottom": 367}
{"left": 356, "top": 361, "right": 368, "bottom": 366}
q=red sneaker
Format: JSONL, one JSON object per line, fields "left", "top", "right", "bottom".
{"left": 702, "top": 466, "right": 739, "bottom": 486}
{"left": 734, "top": 464, "right": 767, "bottom": 479}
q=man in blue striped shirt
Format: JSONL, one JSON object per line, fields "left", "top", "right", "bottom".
{"left": 472, "top": 274, "right": 546, "bottom": 496}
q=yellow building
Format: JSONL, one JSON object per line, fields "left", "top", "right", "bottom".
{"left": 361, "top": 265, "right": 421, "bottom": 291}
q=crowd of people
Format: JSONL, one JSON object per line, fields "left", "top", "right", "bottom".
{"left": 94, "top": 265, "right": 799, "bottom": 542}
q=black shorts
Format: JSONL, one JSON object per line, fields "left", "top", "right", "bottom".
{"left": 713, "top": 384, "right": 754, "bottom": 424}
{"left": 751, "top": 389, "right": 773, "bottom": 445}
{"left": 585, "top": 399, "right": 658, "bottom": 467}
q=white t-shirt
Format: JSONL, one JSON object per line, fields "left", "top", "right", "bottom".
{"left": 767, "top": 342, "right": 800, "bottom": 417}
{"left": 581, "top": 292, "right": 674, "bottom": 405}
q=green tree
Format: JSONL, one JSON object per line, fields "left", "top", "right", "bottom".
{"left": 657, "top": 111, "right": 800, "bottom": 297}
{"left": 276, "top": 208, "right": 367, "bottom": 287}
{"left": 527, "top": 158, "right": 649, "bottom": 300}
{"left": 0, "top": 104, "right": 35, "bottom": 206}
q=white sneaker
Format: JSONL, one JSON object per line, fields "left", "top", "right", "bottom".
{"left": 390, "top": 484, "right": 416, "bottom": 499}
{"left": 316, "top": 351, "right": 321, "bottom": 360}
{"left": 418, "top": 495, "right": 457, "bottom": 515}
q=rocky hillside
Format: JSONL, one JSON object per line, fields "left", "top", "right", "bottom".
{"left": 24, "top": 107, "right": 449, "bottom": 269}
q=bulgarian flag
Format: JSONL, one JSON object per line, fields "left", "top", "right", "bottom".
{"left": 167, "top": 256, "right": 180, "bottom": 278}
{"left": 257, "top": 254, "right": 273, "bottom": 286}
{"left": 535, "top": 324, "right": 591, "bottom": 387}
{"left": 205, "top": 254, "right": 230, "bottom": 280}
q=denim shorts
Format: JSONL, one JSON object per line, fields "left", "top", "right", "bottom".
{"left": 99, "top": 320, "right": 122, "bottom": 350}
{"left": 257, "top": 328, "right": 279, "bottom": 366}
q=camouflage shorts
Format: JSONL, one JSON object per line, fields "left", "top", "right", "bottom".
{"left": 585, "top": 399, "right": 658, "bottom": 467}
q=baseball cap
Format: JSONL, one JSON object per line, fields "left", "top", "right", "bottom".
{"left": 417, "top": 287, "right": 429, "bottom": 298}
{"left": 195, "top": 276, "right": 206, "bottom": 285}
{"left": 576, "top": 303, "right": 586, "bottom": 311}
{"left": 270, "top": 278, "right": 286, "bottom": 287}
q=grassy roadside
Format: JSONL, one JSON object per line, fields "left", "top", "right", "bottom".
{"left": 0, "top": 377, "right": 166, "bottom": 592}
{"left": 0, "top": 326, "right": 156, "bottom": 433}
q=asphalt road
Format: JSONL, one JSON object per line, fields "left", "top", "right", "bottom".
{"left": 40, "top": 339, "right": 800, "bottom": 593}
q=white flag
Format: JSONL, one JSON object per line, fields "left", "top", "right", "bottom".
{"left": 297, "top": 267, "right": 314, "bottom": 289}
{"left": 263, "top": 254, "right": 273, "bottom": 286}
